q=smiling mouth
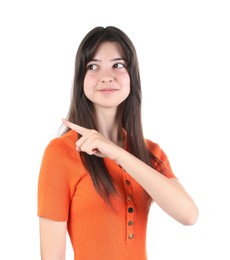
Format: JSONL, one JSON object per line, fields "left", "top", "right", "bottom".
{"left": 99, "top": 88, "right": 118, "bottom": 93}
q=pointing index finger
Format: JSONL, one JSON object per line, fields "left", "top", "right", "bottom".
{"left": 62, "top": 119, "right": 87, "bottom": 135}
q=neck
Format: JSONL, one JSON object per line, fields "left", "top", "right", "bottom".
{"left": 94, "top": 107, "right": 123, "bottom": 146}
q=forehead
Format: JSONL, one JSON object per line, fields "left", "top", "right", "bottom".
{"left": 93, "top": 41, "right": 124, "bottom": 58}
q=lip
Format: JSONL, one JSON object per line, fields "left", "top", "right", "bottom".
{"left": 99, "top": 88, "right": 118, "bottom": 93}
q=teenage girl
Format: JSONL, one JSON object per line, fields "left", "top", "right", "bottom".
{"left": 38, "top": 26, "right": 198, "bottom": 260}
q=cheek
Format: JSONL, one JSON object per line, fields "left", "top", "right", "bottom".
{"left": 83, "top": 75, "right": 95, "bottom": 96}
{"left": 122, "top": 75, "right": 131, "bottom": 94}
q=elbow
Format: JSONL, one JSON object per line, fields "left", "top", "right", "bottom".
{"left": 181, "top": 206, "right": 199, "bottom": 226}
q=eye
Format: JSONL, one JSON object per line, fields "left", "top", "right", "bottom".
{"left": 87, "top": 64, "right": 98, "bottom": 70}
{"left": 113, "top": 63, "right": 125, "bottom": 69}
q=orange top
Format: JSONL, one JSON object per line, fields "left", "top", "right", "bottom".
{"left": 38, "top": 130, "right": 176, "bottom": 260}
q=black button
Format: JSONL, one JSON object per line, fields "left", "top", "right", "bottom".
{"left": 128, "top": 207, "right": 134, "bottom": 213}
{"left": 125, "top": 180, "right": 131, "bottom": 185}
{"left": 128, "top": 220, "right": 134, "bottom": 226}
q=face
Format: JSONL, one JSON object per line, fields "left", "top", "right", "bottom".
{"left": 83, "top": 41, "right": 130, "bottom": 112}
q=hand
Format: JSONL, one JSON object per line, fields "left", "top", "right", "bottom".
{"left": 62, "top": 119, "right": 121, "bottom": 160}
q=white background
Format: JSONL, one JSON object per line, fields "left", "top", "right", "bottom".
{"left": 0, "top": 0, "right": 229, "bottom": 259}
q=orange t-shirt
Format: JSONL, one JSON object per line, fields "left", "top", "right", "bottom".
{"left": 37, "top": 130, "right": 176, "bottom": 260}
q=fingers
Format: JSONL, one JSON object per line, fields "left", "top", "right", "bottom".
{"left": 62, "top": 119, "right": 107, "bottom": 158}
{"left": 75, "top": 131, "right": 99, "bottom": 153}
{"left": 62, "top": 119, "right": 87, "bottom": 135}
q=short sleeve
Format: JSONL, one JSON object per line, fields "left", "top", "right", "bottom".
{"left": 145, "top": 139, "right": 177, "bottom": 179}
{"left": 37, "top": 138, "right": 80, "bottom": 221}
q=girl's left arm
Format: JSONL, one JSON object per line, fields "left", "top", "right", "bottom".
{"left": 115, "top": 147, "right": 199, "bottom": 225}
{"left": 62, "top": 120, "right": 199, "bottom": 225}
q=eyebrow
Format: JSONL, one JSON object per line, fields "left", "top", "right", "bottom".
{"left": 88, "top": 58, "right": 126, "bottom": 62}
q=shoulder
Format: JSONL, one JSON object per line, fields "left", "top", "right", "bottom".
{"left": 39, "top": 130, "right": 83, "bottom": 179}
{"left": 144, "top": 138, "right": 170, "bottom": 165}
{"left": 144, "top": 138, "right": 162, "bottom": 157}
{"left": 145, "top": 138, "right": 176, "bottom": 178}
{"left": 43, "top": 130, "right": 79, "bottom": 160}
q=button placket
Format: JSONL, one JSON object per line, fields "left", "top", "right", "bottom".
{"left": 124, "top": 175, "right": 135, "bottom": 242}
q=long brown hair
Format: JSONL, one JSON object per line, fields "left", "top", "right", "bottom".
{"left": 62, "top": 26, "right": 161, "bottom": 201}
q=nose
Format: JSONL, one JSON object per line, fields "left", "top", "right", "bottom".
{"left": 100, "top": 69, "right": 114, "bottom": 83}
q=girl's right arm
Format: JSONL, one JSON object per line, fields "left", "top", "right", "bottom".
{"left": 39, "top": 217, "right": 67, "bottom": 260}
